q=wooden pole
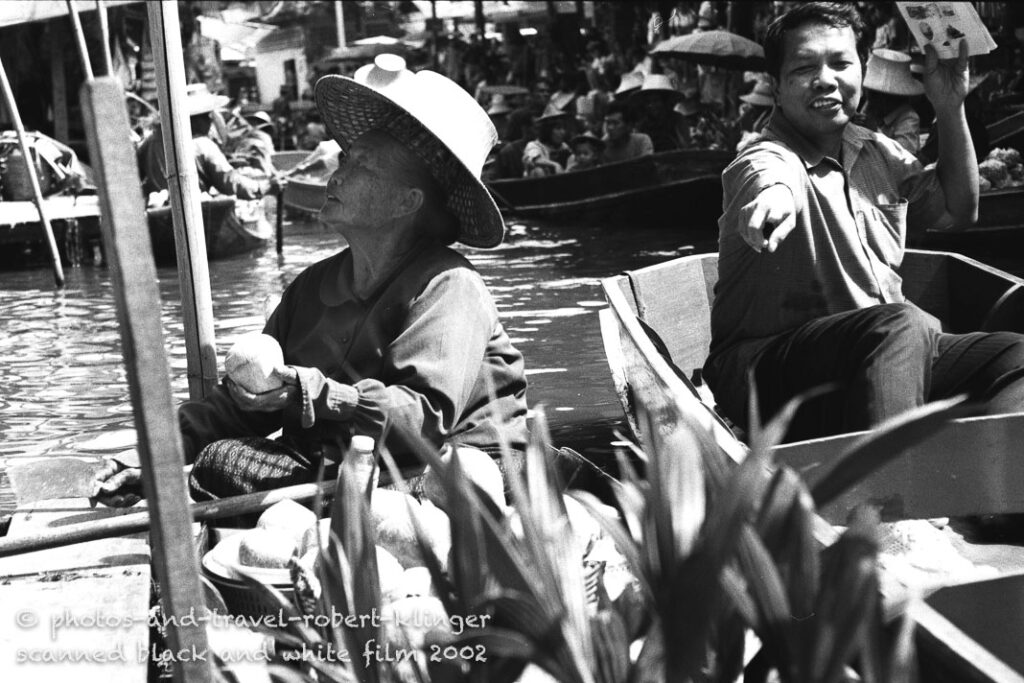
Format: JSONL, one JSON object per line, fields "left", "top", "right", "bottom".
{"left": 0, "top": 59, "right": 65, "bottom": 288}
{"left": 334, "top": 0, "right": 346, "bottom": 48}
{"left": 96, "top": 0, "right": 114, "bottom": 77}
{"left": 147, "top": 1, "right": 219, "bottom": 399}
{"left": 0, "top": 479, "right": 339, "bottom": 559}
{"left": 50, "top": 21, "right": 70, "bottom": 143}
{"left": 66, "top": 0, "right": 95, "bottom": 81}
{"left": 81, "top": 74, "right": 213, "bottom": 683}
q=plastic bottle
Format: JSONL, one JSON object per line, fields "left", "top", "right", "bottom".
{"left": 346, "top": 435, "right": 378, "bottom": 495}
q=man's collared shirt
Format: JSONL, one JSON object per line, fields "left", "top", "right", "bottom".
{"left": 705, "top": 110, "right": 948, "bottom": 419}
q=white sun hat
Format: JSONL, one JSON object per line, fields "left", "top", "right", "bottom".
{"left": 314, "top": 54, "right": 504, "bottom": 248}
{"left": 185, "top": 82, "right": 230, "bottom": 115}
{"left": 864, "top": 49, "right": 925, "bottom": 97}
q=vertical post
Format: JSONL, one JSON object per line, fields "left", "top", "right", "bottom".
{"left": 66, "top": 0, "right": 95, "bottom": 81}
{"left": 431, "top": 1, "right": 440, "bottom": 71}
{"left": 335, "top": 0, "right": 346, "bottom": 48}
{"left": 0, "top": 58, "right": 65, "bottom": 288}
{"left": 474, "top": 0, "right": 485, "bottom": 39}
{"left": 96, "top": 0, "right": 114, "bottom": 76}
{"left": 50, "top": 22, "right": 69, "bottom": 143}
{"left": 81, "top": 75, "right": 214, "bottom": 683}
{"left": 147, "top": 1, "right": 219, "bottom": 399}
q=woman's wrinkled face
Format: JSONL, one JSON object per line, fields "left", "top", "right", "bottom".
{"left": 319, "top": 131, "right": 411, "bottom": 232}
{"left": 774, "top": 23, "right": 862, "bottom": 150}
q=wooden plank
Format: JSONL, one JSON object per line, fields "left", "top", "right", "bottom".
{"left": 0, "top": 498, "right": 150, "bottom": 681}
{"left": 147, "top": 1, "right": 219, "bottom": 400}
{"left": 81, "top": 75, "right": 211, "bottom": 683}
{"left": 774, "top": 412, "right": 1024, "bottom": 522}
{"left": 0, "top": 195, "right": 102, "bottom": 226}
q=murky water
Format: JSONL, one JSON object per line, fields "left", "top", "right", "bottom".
{"left": 0, "top": 216, "right": 717, "bottom": 471}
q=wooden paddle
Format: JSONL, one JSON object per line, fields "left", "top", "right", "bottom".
{"left": 0, "top": 479, "right": 339, "bottom": 559}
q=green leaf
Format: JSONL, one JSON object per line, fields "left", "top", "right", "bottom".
{"left": 735, "top": 525, "right": 795, "bottom": 679}
{"left": 811, "top": 396, "right": 977, "bottom": 507}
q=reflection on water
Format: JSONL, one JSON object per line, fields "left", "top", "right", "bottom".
{"left": 0, "top": 216, "right": 714, "bottom": 470}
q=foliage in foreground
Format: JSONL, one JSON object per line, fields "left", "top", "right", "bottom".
{"left": 225, "top": 392, "right": 971, "bottom": 683}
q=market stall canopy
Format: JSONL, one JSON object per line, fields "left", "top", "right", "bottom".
{"left": 651, "top": 30, "right": 766, "bottom": 71}
{"left": 197, "top": 16, "right": 274, "bottom": 63}
{"left": 0, "top": 0, "right": 141, "bottom": 28}
{"left": 409, "top": 1, "right": 583, "bottom": 22}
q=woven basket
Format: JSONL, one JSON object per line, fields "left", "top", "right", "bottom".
{"left": 203, "top": 568, "right": 295, "bottom": 621}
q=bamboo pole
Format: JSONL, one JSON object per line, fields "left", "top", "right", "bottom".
{"left": 0, "top": 59, "right": 65, "bottom": 288}
{"left": 81, "top": 75, "right": 212, "bottom": 683}
{"left": 147, "top": 1, "right": 219, "bottom": 399}
{"left": 0, "top": 479, "right": 338, "bottom": 559}
{"left": 66, "top": 0, "right": 94, "bottom": 81}
{"left": 96, "top": 0, "right": 114, "bottom": 77}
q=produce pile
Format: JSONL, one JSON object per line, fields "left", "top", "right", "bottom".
{"left": 978, "top": 147, "right": 1024, "bottom": 191}
{"left": 211, "top": 447, "right": 628, "bottom": 663}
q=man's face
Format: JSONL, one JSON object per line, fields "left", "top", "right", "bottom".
{"left": 320, "top": 132, "right": 411, "bottom": 232}
{"left": 604, "top": 112, "right": 628, "bottom": 142}
{"left": 773, "top": 23, "right": 861, "bottom": 149}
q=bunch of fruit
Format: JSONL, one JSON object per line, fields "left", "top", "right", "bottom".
{"left": 978, "top": 147, "right": 1024, "bottom": 191}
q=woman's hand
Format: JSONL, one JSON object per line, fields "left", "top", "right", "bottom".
{"left": 90, "top": 459, "right": 144, "bottom": 507}
{"left": 226, "top": 365, "right": 299, "bottom": 412}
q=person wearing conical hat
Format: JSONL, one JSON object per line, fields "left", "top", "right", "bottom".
{"left": 630, "top": 73, "right": 687, "bottom": 152}
{"left": 228, "top": 110, "right": 277, "bottom": 175}
{"left": 522, "top": 104, "right": 572, "bottom": 176}
{"left": 93, "top": 55, "right": 529, "bottom": 505}
{"left": 137, "top": 83, "right": 278, "bottom": 200}
{"left": 487, "top": 93, "right": 513, "bottom": 141}
{"left": 860, "top": 48, "right": 924, "bottom": 153}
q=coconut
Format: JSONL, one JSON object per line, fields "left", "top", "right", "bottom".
{"left": 381, "top": 596, "right": 452, "bottom": 650}
{"left": 396, "top": 566, "right": 436, "bottom": 599}
{"left": 225, "top": 332, "right": 285, "bottom": 393}
{"left": 237, "top": 527, "right": 297, "bottom": 568}
{"left": 373, "top": 490, "right": 434, "bottom": 569}
{"left": 377, "top": 546, "right": 406, "bottom": 603}
{"left": 422, "top": 447, "right": 506, "bottom": 512}
{"left": 298, "top": 517, "right": 334, "bottom": 555}
{"left": 257, "top": 499, "right": 317, "bottom": 548}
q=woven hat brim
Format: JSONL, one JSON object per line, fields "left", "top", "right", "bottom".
{"left": 864, "top": 79, "right": 924, "bottom": 96}
{"left": 314, "top": 76, "right": 504, "bottom": 249}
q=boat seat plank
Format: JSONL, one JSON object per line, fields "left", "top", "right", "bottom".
{"left": 0, "top": 195, "right": 101, "bottom": 226}
{"left": 0, "top": 498, "right": 150, "bottom": 681}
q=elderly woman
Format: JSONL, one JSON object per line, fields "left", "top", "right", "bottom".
{"left": 94, "top": 56, "right": 529, "bottom": 505}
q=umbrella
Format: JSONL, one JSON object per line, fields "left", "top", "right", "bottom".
{"left": 479, "top": 84, "right": 530, "bottom": 97}
{"left": 651, "top": 30, "right": 766, "bottom": 71}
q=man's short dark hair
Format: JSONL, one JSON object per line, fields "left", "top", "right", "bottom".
{"left": 605, "top": 100, "right": 634, "bottom": 125}
{"left": 763, "top": 2, "right": 868, "bottom": 80}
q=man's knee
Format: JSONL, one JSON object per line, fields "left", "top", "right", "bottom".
{"left": 862, "top": 303, "right": 939, "bottom": 354}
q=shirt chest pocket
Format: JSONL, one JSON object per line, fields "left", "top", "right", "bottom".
{"left": 867, "top": 199, "right": 908, "bottom": 267}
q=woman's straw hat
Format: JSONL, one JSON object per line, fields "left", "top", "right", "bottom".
{"left": 245, "top": 111, "right": 274, "bottom": 130}
{"left": 630, "top": 73, "right": 684, "bottom": 102}
{"left": 537, "top": 102, "right": 572, "bottom": 123}
{"left": 186, "top": 83, "right": 230, "bottom": 115}
{"left": 739, "top": 79, "right": 773, "bottom": 107}
{"left": 863, "top": 49, "right": 924, "bottom": 96}
{"left": 615, "top": 70, "right": 644, "bottom": 97}
{"left": 315, "top": 54, "right": 503, "bottom": 248}
{"left": 569, "top": 132, "right": 604, "bottom": 150}
{"left": 487, "top": 94, "right": 512, "bottom": 116}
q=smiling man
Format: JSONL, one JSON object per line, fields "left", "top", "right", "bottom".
{"left": 704, "top": 3, "right": 1024, "bottom": 441}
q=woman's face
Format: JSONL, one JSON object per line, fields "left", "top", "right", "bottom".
{"left": 319, "top": 132, "right": 412, "bottom": 233}
{"left": 550, "top": 122, "right": 567, "bottom": 145}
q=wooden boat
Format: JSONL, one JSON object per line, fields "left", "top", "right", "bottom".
{"left": 279, "top": 147, "right": 736, "bottom": 226}
{"left": 487, "top": 148, "right": 734, "bottom": 224}
{"left": 0, "top": 194, "right": 104, "bottom": 267}
{"left": 600, "top": 248, "right": 1024, "bottom": 522}
{"left": 146, "top": 195, "right": 273, "bottom": 263}
{"left": 600, "top": 247, "right": 1024, "bottom": 681}
{"left": 921, "top": 186, "right": 1024, "bottom": 250}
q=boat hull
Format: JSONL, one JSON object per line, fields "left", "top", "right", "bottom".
{"left": 146, "top": 196, "right": 273, "bottom": 263}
